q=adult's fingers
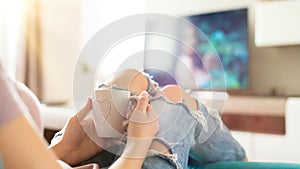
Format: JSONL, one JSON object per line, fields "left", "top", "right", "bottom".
{"left": 77, "top": 98, "right": 92, "bottom": 120}
{"left": 122, "top": 120, "right": 129, "bottom": 128}
{"left": 134, "top": 91, "right": 148, "bottom": 113}
{"left": 129, "top": 104, "right": 159, "bottom": 124}
{"left": 145, "top": 105, "right": 159, "bottom": 123}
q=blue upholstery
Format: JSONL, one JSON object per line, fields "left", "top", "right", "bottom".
{"left": 0, "top": 154, "right": 3, "bottom": 169}
{"left": 188, "top": 161, "right": 300, "bottom": 169}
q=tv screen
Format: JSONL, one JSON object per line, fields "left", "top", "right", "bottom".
{"left": 144, "top": 8, "right": 249, "bottom": 90}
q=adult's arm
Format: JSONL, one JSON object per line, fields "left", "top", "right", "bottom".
{"left": 0, "top": 115, "right": 63, "bottom": 169}
{"left": 49, "top": 98, "right": 103, "bottom": 166}
{"left": 0, "top": 63, "right": 62, "bottom": 169}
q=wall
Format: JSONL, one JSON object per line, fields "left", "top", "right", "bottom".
{"left": 40, "top": 0, "right": 147, "bottom": 104}
{"left": 40, "top": 0, "right": 81, "bottom": 103}
{"left": 0, "top": 1, "right": 26, "bottom": 78}
{"left": 145, "top": 0, "right": 300, "bottom": 96}
{"left": 38, "top": 0, "right": 300, "bottom": 103}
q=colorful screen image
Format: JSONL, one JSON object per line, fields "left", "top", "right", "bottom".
{"left": 144, "top": 8, "right": 249, "bottom": 90}
{"left": 185, "top": 8, "right": 249, "bottom": 89}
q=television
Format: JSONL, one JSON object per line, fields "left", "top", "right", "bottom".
{"left": 144, "top": 8, "right": 249, "bottom": 91}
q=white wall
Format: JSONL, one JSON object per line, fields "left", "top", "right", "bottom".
{"left": 0, "top": 0, "right": 26, "bottom": 78}
{"left": 40, "top": 0, "right": 147, "bottom": 104}
{"left": 40, "top": 0, "right": 81, "bottom": 103}
{"left": 145, "top": 0, "right": 300, "bottom": 96}
{"left": 255, "top": 1, "right": 300, "bottom": 47}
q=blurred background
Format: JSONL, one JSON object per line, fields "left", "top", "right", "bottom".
{"left": 1, "top": 0, "right": 300, "bottom": 164}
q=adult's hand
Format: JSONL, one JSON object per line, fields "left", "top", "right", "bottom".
{"left": 126, "top": 91, "right": 159, "bottom": 139}
{"left": 122, "top": 91, "right": 159, "bottom": 159}
{"left": 109, "top": 91, "right": 159, "bottom": 169}
{"left": 49, "top": 98, "right": 104, "bottom": 166}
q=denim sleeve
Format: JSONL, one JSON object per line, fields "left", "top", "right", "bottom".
{"left": 189, "top": 102, "right": 246, "bottom": 165}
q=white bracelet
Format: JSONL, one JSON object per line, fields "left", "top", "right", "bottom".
{"left": 122, "top": 137, "right": 153, "bottom": 159}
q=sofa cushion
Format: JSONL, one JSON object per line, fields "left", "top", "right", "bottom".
{"left": 204, "top": 161, "right": 300, "bottom": 169}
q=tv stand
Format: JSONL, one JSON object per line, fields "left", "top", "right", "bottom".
{"left": 222, "top": 95, "right": 286, "bottom": 134}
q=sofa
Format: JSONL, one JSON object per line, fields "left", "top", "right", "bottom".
{"left": 188, "top": 161, "right": 300, "bottom": 169}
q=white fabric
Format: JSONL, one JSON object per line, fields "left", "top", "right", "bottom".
{"left": 57, "top": 160, "right": 72, "bottom": 169}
